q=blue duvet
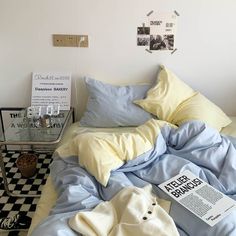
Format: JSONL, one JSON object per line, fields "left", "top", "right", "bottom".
{"left": 31, "top": 121, "right": 236, "bottom": 236}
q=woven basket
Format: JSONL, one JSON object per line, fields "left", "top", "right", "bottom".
{"left": 16, "top": 153, "right": 38, "bottom": 178}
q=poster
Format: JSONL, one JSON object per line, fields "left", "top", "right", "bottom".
{"left": 159, "top": 170, "right": 236, "bottom": 227}
{"left": 31, "top": 72, "right": 71, "bottom": 110}
{"left": 137, "top": 11, "right": 177, "bottom": 51}
{"left": 0, "top": 107, "right": 72, "bottom": 151}
{"left": 0, "top": 108, "right": 30, "bottom": 150}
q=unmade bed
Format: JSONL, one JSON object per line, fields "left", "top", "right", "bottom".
{"left": 28, "top": 117, "right": 236, "bottom": 236}
{"left": 28, "top": 66, "right": 236, "bottom": 236}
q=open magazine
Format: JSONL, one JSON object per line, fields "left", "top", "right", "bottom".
{"left": 158, "top": 170, "right": 236, "bottom": 227}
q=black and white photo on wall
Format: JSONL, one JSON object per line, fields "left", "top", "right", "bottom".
{"left": 137, "top": 27, "right": 150, "bottom": 46}
{"left": 150, "top": 34, "right": 174, "bottom": 50}
{"left": 137, "top": 11, "right": 178, "bottom": 53}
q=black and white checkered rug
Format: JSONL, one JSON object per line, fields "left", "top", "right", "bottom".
{"left": 0, "top": 151, "right": 53, "bottom": 236}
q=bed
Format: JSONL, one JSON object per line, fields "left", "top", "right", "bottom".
{"left": 28, "top": 66, "right": 236, "bottom": 236}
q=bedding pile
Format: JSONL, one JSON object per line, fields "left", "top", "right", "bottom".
{"left": 31, "top": 119, "right": 236, "bottom": 236}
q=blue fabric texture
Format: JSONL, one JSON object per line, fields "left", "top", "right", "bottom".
{"left": 79, "top": 77, "right": 153, "bottom": 127}
{"left": 31, "top": 121, "right": 236, "bottom": 236}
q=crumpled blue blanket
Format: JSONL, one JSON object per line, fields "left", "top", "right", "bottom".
{"left": 31, "top": 121, "right": 236, "bottom": 236}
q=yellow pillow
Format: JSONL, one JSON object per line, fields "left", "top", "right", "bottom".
{"left": 134, "top": 65, "right": 231, "bottom": 131}
{"left": 134, "top": 65, "right": 195, "bottom": 121}
{"left": 170, "top": 93, "right": 231, "bottom": 131}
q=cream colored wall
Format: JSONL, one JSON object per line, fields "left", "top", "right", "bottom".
{"left": 0, "top": 0, "right": 236, "bottom": 119}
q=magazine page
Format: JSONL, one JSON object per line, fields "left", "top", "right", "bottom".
{"left": 31, "top": 72, "right": 71, "bottom": 110}
{"left": 159, "top": 170, "right": 236, "bottom": 227}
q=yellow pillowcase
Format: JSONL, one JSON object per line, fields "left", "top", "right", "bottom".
{"left": 170, "top": 93, "right": 232, "bottom": 131}
{"left": 134, "top": 65, "right": 231, "bottom": 131}
{"left": 134, "top": 66, "right": 195, "bottom": 121}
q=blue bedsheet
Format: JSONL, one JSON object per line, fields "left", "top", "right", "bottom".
{"left": 31, "top": 121, "right": 236, "bottom": 236}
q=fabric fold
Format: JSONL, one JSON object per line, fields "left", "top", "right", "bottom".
{"left": 69, "top": 185, "right": 179, "bottom": 236}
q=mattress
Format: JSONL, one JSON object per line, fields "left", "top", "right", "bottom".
{"left": 27, "top": 117, "right": 236, "bottom": 235}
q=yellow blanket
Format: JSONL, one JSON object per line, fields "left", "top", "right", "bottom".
{"left": 56, "top": 119, "right": 175, "bottom": 186}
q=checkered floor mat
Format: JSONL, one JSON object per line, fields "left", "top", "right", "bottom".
{"left": 0, "top": 151, "right": 53, "bottom": 236}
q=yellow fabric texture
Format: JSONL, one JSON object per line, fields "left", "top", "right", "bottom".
{"left": 134, "top": 65, "right": 231, "bottom": 131}
{"left": 170, "top": 93, "right": 232, "bottom": 131}
{"left": 69, "top": 185, "right": 179, "bottom": 236}
{"left": 56, "top": 119, "right": 173, "bottom": 186}
{"left": 134, "top": 65, "right": 195, "bottom": 121}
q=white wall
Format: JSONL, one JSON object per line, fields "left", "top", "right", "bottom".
{"left": 1, "top": 0, "right": 236, "bottom": 119}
